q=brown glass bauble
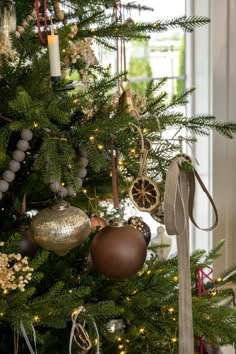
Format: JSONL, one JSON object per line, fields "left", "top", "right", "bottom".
{"left": 90, "top": 216, "right": 106, "bottom": 231}
{"left": 91, "top": 219, "right": 147, "bottom": 279}
{"left": 18, "top": 225, "right": 38, "bottom": 257}
{"left": 128, "top": 216, "right": 151, "bottom": 246}
{"left": 30, "top": 200, "right": 91, "bottom": 256}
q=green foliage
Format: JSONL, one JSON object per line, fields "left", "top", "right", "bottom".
{"left": 0, "top": 1, "right": 235, "bottom": 353}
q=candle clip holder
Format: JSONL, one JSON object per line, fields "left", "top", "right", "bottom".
{"left": 51, "top": 77, "right": 75, "bottom": 92}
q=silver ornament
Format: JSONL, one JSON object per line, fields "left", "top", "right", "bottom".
{"left": 30, "top": 200, "right": 91, "bottom": 256}
{"left": 67, "top": 186, "right": 76, "bottom": 197}
{"left": 78, "top": 157, "right": 88, "bottom": 168}
{"left": 78, "top": 167, "right": 87, "bottom": 179}
{"left": 2, "top": 170, "right": 15, "bottom": 183}
{"left": 9, "top": 160, "right": 21, "bottom": 172}
{"left": 0, "top": 180, "right": 9, "bottom": 192}
{"left": 57, "top": 187, "right": 68, "bottom": 198}
{"left": 16, "top": 139, "right": 29, "bottom": 152}
{"left": 50, "top": 181, "right": 61, "bottom": 193}
{"left": 21, "top": 129, "right": 33, "bottom": 141}
{"left": 12, "top": 150, "right": 25, "bottom": 162}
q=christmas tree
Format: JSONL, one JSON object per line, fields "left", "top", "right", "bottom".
{"left": 1, "top": 1, "right": 236, "bottom": 353}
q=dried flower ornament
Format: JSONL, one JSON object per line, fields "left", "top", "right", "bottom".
{"left": 0, "top": 243, "right": 33, "bottom": 292}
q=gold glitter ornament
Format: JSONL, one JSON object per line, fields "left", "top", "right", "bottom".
{"left": 30, "top": 201, "right": 91, "bottom": 256}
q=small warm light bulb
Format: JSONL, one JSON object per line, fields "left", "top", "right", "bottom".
{"left": 120, "top": 351, "right": 126, "bottom": 354}
{"left": 3, "top": 289, "right": 8, "bottom": 295}
{"left": 171, "top": 337, "right": 177, "bottom": 343}
{"left": 82, "top": 189, "right": 87, "bottom": 194}
{"left": 168, "top": 307, "right": 175, "bottom": 313}
{"left": 68, "top": 289, "right": 73, "bottom": 293}
{"left": 1, "top": 208, "right": 4, "bottom": 211}
{"left": 34, "top": 315, "right": 40, "bottom": 322}
{"left": 0, "top": 313, "right": 3, "bottom": 317}
{"left": 109, "top": 171, "right": 113, "bottom": 177}
{"left": 118, "top": 345, "right": 124, "bottom": 349}
{"left": 117, "top": 337, "right": 122, "bottom": 342}
{"left": 173, "top": 317, "right": 176, "bottom": 321}
{"left": 147, "top": 270, "right": 151, "bottom": 275}
{"left": 61, "top": 182, "right": 65, "bottom": 187}
{"left": 73, "top": 99, "right": 78, "bottom": 104}
{"left": 89, "top": 136, "right": 95, "bottom": 142}
{"left": 217, "top": 277, "right": 222, "bottom": 282}
{"left": 126, "top": 297, "right": 131, "bottom": 302}
{"left": 132, "top": 290, "right": 137, "bottom": 295}
{"left": 33, "top": 122, "right": 38, "bottom": 128}
{"left": 125, "top": 339, "right": 130, "bottom": 343}
{"left": 173, "top": 276, "right": 178, "bottom": 282}
{"left": 139, "top": 327, "right": 145, "bottom": 334}
{"left": 152, "top": 22, "right": 158, "bottom": 28}
{"left": 211, "top": 291, "right": 217, "bottom": 296}
{"left": 118, "top": 160, "right": 124, "bottom": 166}
{"left": 130, "top": 148, "right": 136, "bottom": 154}
{"left": 143, "top": 128, "right": 148, "bottom": 133}
{"left": 97, "top": 144, "right": 104, "bottom": 150}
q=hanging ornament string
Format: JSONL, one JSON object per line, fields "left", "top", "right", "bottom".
{"left": 35, "top": 0, "right": 48, "bottom": 45}
{"left": 111, "top": 137, "right": 119, "bottom": 209}
{"left": 20, "top": 320, "right": 37, "bottom": 354}
{"left": 69, "top": 306, "right": 100, "bottom": 354}
{"left": 129, "top": 123, "right": 149, "bottom": 177}
{"left": 195, "top": 266, "right": 215, "bottom": 354}
{"left": 164, "top": 154, "right": 218, "bottom": 354}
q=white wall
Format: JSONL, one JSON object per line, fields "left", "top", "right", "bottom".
{"left": 212, "top": 0, "right": 236, "bottom": 278}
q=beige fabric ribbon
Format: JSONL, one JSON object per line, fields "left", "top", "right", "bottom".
{"left": 164, "top": 154, "right": 218, "bottom": 354}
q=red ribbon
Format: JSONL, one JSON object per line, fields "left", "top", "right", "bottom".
{"left": 195, "top": 266, "right": 215, "bottom": 354}
{"left": 35, "top": 0, "right": 48, "bottom": 44}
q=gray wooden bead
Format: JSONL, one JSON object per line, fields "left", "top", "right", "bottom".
{"left": 76, "top": 177, "right": 83, "bottom": 188}
{"left": 21, "top": 129, "right": 33, "bottom": 141}
{"left": 0, "top": 180, "right": 9, "bottom": 192}
{"left": 78, "top": 157, "right": 88, "bottom": 168}
{"left": 79, "top": 147, "right": 88, "bottom": 157}
{"left": 57, "top": 187, "right": 68, "bottom": 198}
{"left": 2, "top": 170, "right": 15, "bottom": 182}
{"left": 16, "top": 139, "right": 29, "bottom": 151}
{"left": 67, "top": 186, "right": 76, "bottom": 197}
{"left": 9, "top": 160, "right": 21, "bottom": 172}
{"left": 50, "top": 181, "right": 61, "bottom": 193}
{"left": 12, "top": 150, "right": 25, "bottom": 162}
{"left": 78, "top": 167, "right": 87, "bottom": 179}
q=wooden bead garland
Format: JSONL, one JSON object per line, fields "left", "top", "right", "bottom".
{"left": 0, "top": 129, "right": 33, "bottom": 200}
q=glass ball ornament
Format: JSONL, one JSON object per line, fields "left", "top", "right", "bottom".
{"left": 90, "top": 215, "right": 106, "bottom": 231}
{"left": 30, "top": 200, "right": 91, "bottom": 256}
{"left": 107, "top": 319, "right": 125, "bottom": 334}
{"left": 18, "top": 225, "right": 38, "bottom": 257}
{"left": 91, "top": 218, "right": 147, "bottom": 279}
{"left": 128, "top": 216, "right": 151, "bottom": 246}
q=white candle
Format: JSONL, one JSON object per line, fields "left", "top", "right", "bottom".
{"left": 47, "top": 25, "right": 61, "bottom": 78}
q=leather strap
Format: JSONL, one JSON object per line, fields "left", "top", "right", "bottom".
{"left": 163, "top": 155, "right": 218, "bottom": 354}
